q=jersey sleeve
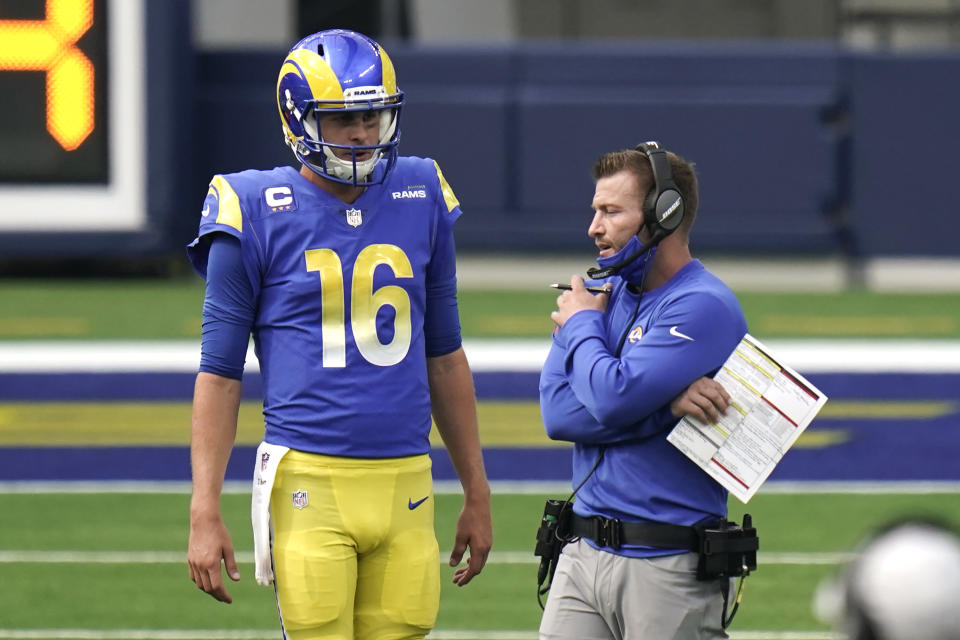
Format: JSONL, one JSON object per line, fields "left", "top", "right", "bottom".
{"left": 184, "top": 174, "right": 259, "bottom": 379}
{"left": 186, "top": 174, "right": 246, "bottom": 278}
{"left": 199, "top": 234, "right": 256, "bottom": 379}
{"left": 423, "top": 160, "right": 463, "bottom": 357}
{"left": 546, "top": 290, "right": 746, "bottom": 442}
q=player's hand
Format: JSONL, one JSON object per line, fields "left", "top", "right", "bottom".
{"left": 551, "top": 275, "right": 611, "bottom": 328}
{"left": 188, "top": 510, "right": 240, "bottom": 604}
{"left": 449, "top": 496, "right": 493, "bottom": 586}
{"left": 671, "top": 376, "right": 731, "bottom": 424}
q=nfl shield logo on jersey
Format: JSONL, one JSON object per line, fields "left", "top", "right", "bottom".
{"left": 345, "top": 207, "right": 362, "bottom": 227}
{"left": 292, "top": 489, "right": 308, "bottom": 509}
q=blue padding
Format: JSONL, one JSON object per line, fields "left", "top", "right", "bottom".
{"left": 185, "top": 44, "right": 960, "bottom": 256}
{"left": 0, "top": 446, "right": 575, "bottom": 482}
{"left": 848, "top": 52, "right": 960, "bottom": 256}
{"left": 0, "top": 446, "right": 240, "bottom": 482}
{"left": 516, "top": 91, "right": 840, "bottom": 252}
{"left": 771, "top": 411, "right": 960, "bottom": 482}
{"left": 400, "top": 88, "right": 511, "bottom": 211}
{"left": 195, "top": 87, "right": 291, "bottom": 176}
{"left": 516, "top": 42, "right": 843, "bottom": 87}
{"left": 386, "top": 47, "right": 516, "bottom": 85}
{"left": 194, "top": 53, "right": 291, "bottom": 178}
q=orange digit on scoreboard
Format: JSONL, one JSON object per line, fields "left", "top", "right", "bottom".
{"left": 0, "top": 0, "right": 95, "bottom": 151}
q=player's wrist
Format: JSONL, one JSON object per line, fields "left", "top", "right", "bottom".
{"left": 462, "top": 482, "right": 492, "bottom": 504}
{"left": 189, "top": 497, "right": 224, "bottom": 522}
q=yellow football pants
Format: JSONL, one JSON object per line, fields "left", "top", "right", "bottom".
{"left": 270, "top": 450, "right": 440, "bottom": 640}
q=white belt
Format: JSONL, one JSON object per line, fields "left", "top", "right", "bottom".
{"left": 250, "top": 441, "right": 289, "bottom": 586}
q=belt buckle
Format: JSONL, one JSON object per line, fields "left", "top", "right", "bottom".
{"left": 596, "top": 517, "right": 622, "bottom": 550}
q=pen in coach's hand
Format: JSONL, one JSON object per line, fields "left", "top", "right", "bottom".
{"left": 550, "top": 283, "right": 611, "bottom": 294}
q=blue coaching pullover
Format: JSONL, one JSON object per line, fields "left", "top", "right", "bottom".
{"left": 539, "top": 260, "right": 747, "bottom": 557}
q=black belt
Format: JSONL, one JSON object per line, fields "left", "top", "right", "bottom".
{"left": 568, "top": 513, "right": 704, "bottom": 551}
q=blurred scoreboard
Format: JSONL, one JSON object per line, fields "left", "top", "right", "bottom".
{"left": 0, "top": 0, "right": 150, "bottom": 235}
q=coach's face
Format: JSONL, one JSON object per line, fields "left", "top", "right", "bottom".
{"left": 589, "top": 170, "right": 646, "bottom": 258}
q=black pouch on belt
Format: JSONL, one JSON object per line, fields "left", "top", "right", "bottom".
{"left": 695, "top": 513, "right": 759, "bottom": 581}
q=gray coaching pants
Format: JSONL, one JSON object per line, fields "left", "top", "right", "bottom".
{"left": 539, "top": 539, "right": 730, "bottom": 640}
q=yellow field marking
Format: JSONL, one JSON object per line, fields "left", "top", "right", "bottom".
{"left": 819, "top": 401, "right": 955, "bottom": 418}
{"left": 0, "top": 403, "right": 264, "bottom": 445}
{"left": 793, "top": 430, "right": 850, "bottom": 448}
{"left": 0, "top": 318, "right": 90, "bottom": 337}
{"left": 466, "top": 314, "right": 554, "bottom": 335}
{"left": 755, "top": 314, "right": 956, "bottom": 336}
{"left": 435, "top": 402, "right": 561, "bottom": 447}
{"left": 0, "top": 400, "right": 951, "bottom": 446}
{"left": 0, "top": 401, "right": 561, "bottom": 447}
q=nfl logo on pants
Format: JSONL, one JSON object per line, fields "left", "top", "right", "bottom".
{"left": 292, "top": 490, "right": 308, "bottom": 509}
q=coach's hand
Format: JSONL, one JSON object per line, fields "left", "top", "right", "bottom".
{"left": 188, "top": 509, "right": 240, "bottom": 604}
{"left": 449, "top": 495, "right": 493, "bottom": 587}
{"left": 671, "top": 377, "right": 731, "bottom": 424}
{"left": 551, "top": 275, "right": 610, "bottom": 329}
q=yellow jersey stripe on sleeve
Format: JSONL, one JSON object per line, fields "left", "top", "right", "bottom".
{"left": 433, "top": 161, "right": 460, "bottom": 213}
{"left": 211, "top": 174, "right": 242, "bottom": 232}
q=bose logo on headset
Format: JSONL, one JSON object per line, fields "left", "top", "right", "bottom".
{"left": 636, "top": 141, "right": 685, "bottom": 237}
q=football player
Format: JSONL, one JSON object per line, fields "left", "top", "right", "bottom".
{"left": 186, "top": 29, "right": 492, "bottom": 640}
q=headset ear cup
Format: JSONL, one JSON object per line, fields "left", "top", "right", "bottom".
{"left": 655, "top": 189, "right": 684, "bottom": 232}
{"left": 643, "top": 189, "right": 661, "bottom": 236}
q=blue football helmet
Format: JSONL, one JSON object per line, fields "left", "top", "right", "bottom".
{"left": 276, "top": 30, "right": 404, "bottom": 185}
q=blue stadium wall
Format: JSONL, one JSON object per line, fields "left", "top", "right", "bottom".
{"left": 191, "top": 42, "right": 960, "bottom": 258}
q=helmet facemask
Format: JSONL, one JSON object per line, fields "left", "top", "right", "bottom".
{"left": 297, "top": 100, "right": 400, "bottom": 185}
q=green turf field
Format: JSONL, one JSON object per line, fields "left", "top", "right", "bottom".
{"left": 1, "top": 278, "right": 959, "bottom": 339}
{"left": 1, "top": 490, "right": 957, "bottom": 639}
{"left": 2, "top": 278, "right": 959, "bottom": 639}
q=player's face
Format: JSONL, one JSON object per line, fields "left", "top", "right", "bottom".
{"left": 589, "top": 170, "right": 646, "bottom": 258}
{"left": 319, "top": 110, "right": 381, "bottom": 161}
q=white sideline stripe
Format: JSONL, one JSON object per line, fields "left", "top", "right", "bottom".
{"left": 754, "top": 480, "right": 960, "bottom": 494}
{"left": 2, "top": 339, "right": 960, "bottom": 373}
{"left": 2, "top": 479, "right": 960, "bottom": 495}
{"left": 0, "top": 550, "right": 852, "bottom": 566}
{"left": 730, "top": 635, "right": 838, "bottom": 640}
{"left": 0, "top": 630, "right": 840, "bottom": 640}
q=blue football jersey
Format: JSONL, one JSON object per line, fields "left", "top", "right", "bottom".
{"left": 187, "top": 157, "right": 463, "bottom": 457}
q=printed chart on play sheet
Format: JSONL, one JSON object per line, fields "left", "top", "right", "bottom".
{"left": 667, "top": 334, "right": 828, "bottom": 503}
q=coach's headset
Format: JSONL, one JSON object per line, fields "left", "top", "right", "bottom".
{"left": 587, "top": 141, "right": 685, "bottom": 279}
